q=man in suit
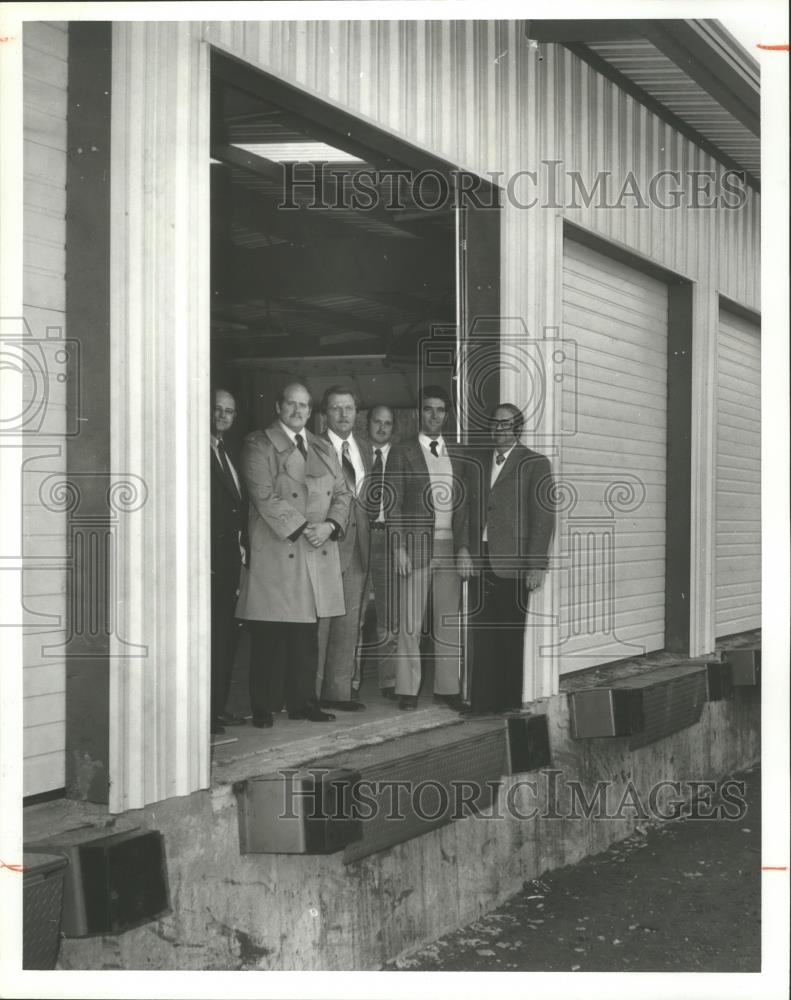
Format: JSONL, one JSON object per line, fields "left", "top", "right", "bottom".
{"left": 464, "top": 402, "right": 555, "bottom": 714}
{"left": 384, "top": 385, "right": 472, "bottom": 711}
{"left": 363, "top": 404, "right": 398, "bottom": 699}
{"left": 210, "top": 388, "right": 249, "bottom": 735}
{"left": 236, "top": 382, "right": 352, "bottom": 727}
{"left": 315, "top": 385, "right": 371, "bottom": 711}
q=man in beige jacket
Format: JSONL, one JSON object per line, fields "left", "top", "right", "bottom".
{"left": 236, "top": 382, "right": 352, "bottom": 727}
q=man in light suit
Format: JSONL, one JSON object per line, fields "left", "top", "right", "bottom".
{"left": 236, "top": 382, "right": 352, "bottom": 727}
{"left": 384, "top": 385, "right": 472, "bottom": 711}
{"left": 363, "top": 404, "right": 398, "bottom": 698}
{"left": 463, "top": 402, "right": 555, "bottom": 714}
{"left": 315, "top": 385, "right": 371, "bottom": 711}
{"left": 210, "top": 388, "right": 249, "bottom": 735}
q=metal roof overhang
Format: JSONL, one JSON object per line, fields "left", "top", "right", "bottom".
{"left": 525, "top": 19, "right": 761, "bottom": 191}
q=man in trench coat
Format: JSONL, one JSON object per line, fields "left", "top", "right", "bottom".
{"left": 236, "top": 382, "right": 352, "bottom": 727}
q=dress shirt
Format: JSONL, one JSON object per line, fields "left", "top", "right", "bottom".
{"left": 418, "top": 433, "right": 454, "bottom": 539}
{"left": 327, "top": 429, "right": 365, "bottom": 497}
{"left": 372, "top": 441, "right": 391, "bottom": 522}
{"left": 483, "top": 444, "right": 516, "bottom": 542}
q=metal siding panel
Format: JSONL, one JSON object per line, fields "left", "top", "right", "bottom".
{"left": 715, "top": 310, "right": 761, "bottom": 636}
{"left": 22, "top": 20, "right": 67, "bottom": 798}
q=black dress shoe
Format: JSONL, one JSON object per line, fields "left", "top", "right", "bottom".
{"left": 398, "top": 695, "right": 418, "bottom": 711}
{"left": 216, "top": 712, "right": 247, "bottom": 726}
{"left": 381, "top": 686, "right": 397, "bottom": 700}
{"left": 288, "top": 706, "right": 336, "bottom": 722}
{"left": 252, "top": 713, "right": 274, "bottom": 729}
{"left": 321, "top": 700, "right": 366, "bottom": 712}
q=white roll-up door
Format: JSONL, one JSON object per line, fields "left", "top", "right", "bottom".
{"left": 715, "top": 309, "right": 761, "bottom": 636}
{"left": 559, "top": 238, "right": 668, "bottom": 673}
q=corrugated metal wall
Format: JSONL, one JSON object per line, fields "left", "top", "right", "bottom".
{"left": 22, "top": 21, "right": 69, "bottom": 796}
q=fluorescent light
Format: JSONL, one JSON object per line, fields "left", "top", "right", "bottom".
{"left": 233, "top": 142, "right": 364, "bottom": 163}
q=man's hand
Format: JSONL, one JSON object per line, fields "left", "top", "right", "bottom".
{"left": 456, "top": 546, "right": 475, "bottom": 579}
{"left": 395, "top": 546, "right": 412, "bottom": 577}
{"left": 304, "top": 521, "right": 333, "bottom": 548}
{"left": 523, "top": 569, "right": 546, "bottom": 591}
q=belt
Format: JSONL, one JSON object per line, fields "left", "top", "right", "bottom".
{"left": 369, "top": 521, "right": 386, "bottom": 531}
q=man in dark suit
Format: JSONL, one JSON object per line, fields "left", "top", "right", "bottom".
{"left": 464, "top": 402, "right": 555, "bottom": 714}
{"left": 210, "top": 388, "right": 249, "bottom": 735}
{"left": 384, "top": 385, "right": 472, "bottom": 710}
{"left": 236, "top": 382, "right": 352, "bottom": 727}
{"left": 315, "top": 385, "right": 371, "bottom": 711}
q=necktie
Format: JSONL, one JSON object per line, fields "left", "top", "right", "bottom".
{"left": 217, "top": 439, "right": 240, "bottom": 501}
{"left": 429, "top": 439, "right": 439, "bottom": 457}
{"left": 341, "top": 440, "right": 357, "bottom": 493}
{"left": 495, "top": 452, "right": 506, "bottom": 465}
{"left": 294, "top": 433, "right": 307, "bottom": 460}
{"left": 371, "top": 448, "right": 384, "bottom": 521}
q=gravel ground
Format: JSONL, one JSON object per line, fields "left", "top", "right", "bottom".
{"left": 388, "top": 766, "right": 760, "bottom": 973}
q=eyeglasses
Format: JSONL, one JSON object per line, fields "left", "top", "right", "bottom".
{"left": 214, "top": 407, "right": 236, "bottom": 417}
{"left": 491, "top": 418, "right": 516, "bottom": 428}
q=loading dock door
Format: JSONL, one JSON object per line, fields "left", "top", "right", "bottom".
{"left": 559, "top": 238, "right": 669, "bottom": 673}
{"left": 715, "top": 309, "right": 761, "bottom": 636}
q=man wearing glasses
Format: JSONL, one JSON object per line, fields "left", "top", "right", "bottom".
{"left": 464, "top": 403, "right": 555, "bottom": 714}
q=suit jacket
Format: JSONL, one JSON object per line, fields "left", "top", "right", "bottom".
{"left": 235, "top": 423, "right": 353, "bottom": 622}
{"left": 320, "top": 431, "right": 372, "bottom": 573}
{"left": 383, "top": 438, "right": 469, "bottom": 568}
{"left": 465, "top": 443, "right": 555, "bottom": 578}
{"left": 210, "top": 437, "right": 248, "bottom": 590}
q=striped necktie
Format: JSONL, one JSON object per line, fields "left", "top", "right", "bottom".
{"left": 341, "top": 440, "right": 356, "bottom": 494}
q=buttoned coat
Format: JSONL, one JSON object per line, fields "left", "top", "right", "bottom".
{"left": 383, "top": 438, "right": 469, "bottom": 568}
{"left": 465, "top": 443, "right": 555, "bottom": 577}
{"left": 321, "top": 431, "right": 373, "bottom": 573}
{"left": 210, "top": 437, "right": 248, "bottom": 590}
{"left": 235, "top": 422, "right": 353, "bottom": 622}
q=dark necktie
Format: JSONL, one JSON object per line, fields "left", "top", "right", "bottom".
{"left": 371, "top": 448, "right": 384, "bottom": 521}
{"left": 294, "top": 433, "right": 307, "bottom": 460}
{"left": 217, "top": 439, "right": 240, "bottom": 501}
{"left": 341, "top": 440, "right": 356, "bottom": 494}
{"left": 429, "top": 439, "right": 439, "bottom": 457}
{"left": 495, "top": 452, "right": 506, "bottom": 466}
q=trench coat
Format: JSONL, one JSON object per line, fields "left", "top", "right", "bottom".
{"left": 235, "top": 422, "right": 353, "bottom": 623}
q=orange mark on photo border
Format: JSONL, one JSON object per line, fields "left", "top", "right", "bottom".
{"left": 761, "top": 866, "right": 788, "bottom": 871}
{"left": 1, "top": 859, "right": 27, "bottom": 873}
{"left": 756, "top": 43, "right": 789, "bottom": 50}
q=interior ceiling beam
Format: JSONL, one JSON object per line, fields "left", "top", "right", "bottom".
{"left": 212, "top": 143, "right": 452, "bottom": 243}
{"left": 226, "top": 239, "right": 454, "bottom": 300}
{"left": 364, "top": 289, "right": 455, "bottom": 318}
{"left": 525, "top": 20, "right": 642, "bottom": 43}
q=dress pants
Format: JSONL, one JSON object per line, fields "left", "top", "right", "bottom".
{"left": 211, "top": 572, "right": 241, "bottom": 720}
{"left": 316, "top": 547, "right": 367, "bottom": 701}
{"left": 468, "top": 555, "right": 529, "bottom": 712}
{"left": 395, "top": 537, "right": 461, "bottom": 697}
{"left": 249, "top": 620, "right": 317, "bottom": 717}
{"left": 367, "top": 524, "right": 397, "bottom": 689}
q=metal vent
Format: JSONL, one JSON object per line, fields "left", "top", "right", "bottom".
{"left": 570, "top": 663, "right": 708, "bottom": 749}
{"left": 308, "top": 720, "right": 507, "bottom": 863}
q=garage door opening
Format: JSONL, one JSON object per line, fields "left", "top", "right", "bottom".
{"left": 209, "top": 52, "right": 501, "bottom": 729}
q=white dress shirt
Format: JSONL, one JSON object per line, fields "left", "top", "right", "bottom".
{"left": 372, "top": 441, "right": 391, "bottom": 522}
